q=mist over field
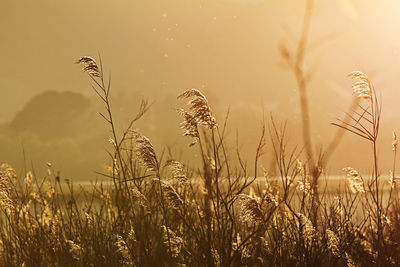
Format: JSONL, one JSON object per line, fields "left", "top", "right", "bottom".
{"left": 1, "top": 0, "right": 400, "bottom": 179}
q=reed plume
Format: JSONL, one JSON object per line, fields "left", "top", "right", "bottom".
{"left": 326, "top": 229, "right": 340, "bottom": 257}
{"left": 177, "top": 108, "right": 199, "bottom": 146}
{"left": 178, "top": 88, "right": 217, "bottom": 129}
{"left": 154, "top": 179, "right": 183, "bottom": 209}
{"left": 115, "top": 235, "right": 134, "bottom": 267}
{"left": 132, "top": 131, "right": 158, "bottom": 172}
{"left": 131, "top": 188, "right": 150, "bottom": 211}
{"left": 298, "top": 213, "right": 315, "bottom": 246}
{"left": 161, "top": 225, "right": 183, "bottom": 259}
{"left": 236, "top": 193, "right": 263, "bottom": 224}
{"left": 165, "top": 160, "right": 187, "bottom": 183}
{"left": 343, "top": 167, "right": 365, "bottom": 194}
{"left": 75, "top": 56, "right": 100, "bottom": 77}
{"left": 0, "top": 164, "right": 16, "bottom": 212}
{"left": 348, "top": 71, "right": 371, "bottom": 99}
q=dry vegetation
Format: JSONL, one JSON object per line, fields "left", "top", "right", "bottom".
{"left": 0, "top": 3, "right": 396, "bottom": 266}
{"left": 0, "top": 54, "right": 399, "bottom": 267}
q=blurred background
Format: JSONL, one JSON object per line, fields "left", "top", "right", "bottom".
{"left": 1, "top": 0, "right": 400, "bottom": 180}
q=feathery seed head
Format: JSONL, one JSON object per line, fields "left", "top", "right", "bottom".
{"left": 236, "top": 193, "right": 263, "bottom": 223}
{"left": 326, "top": 229, "right": 340, "bottom": 257}
{"left": 76, "top": 56, "right": 100, "bottom": 77}
{"left": 166, "top": 160, "right": 187, "bottom": 183}
{"left": 177, "top": 108, "right": 199, "bottom": 146}
{"left": 389, "top": 170, "right": 400, "bottom": 189}
{"left": 128, "top": 227, "right": 137, "bottom": 243}
{"left": 75, "top": 56, "right": 95, "bottom": 65}
{"left": 298, "top": 180, "right": 312, "bottom": 195}
{"left": 0, "top": 164, "right": 16, "bottom": 212}
{"left": 153, "top": 179, "right": 183, "bottom": 209}
{"left": 0, "top": 164, "right": 17, "bottom": 181}
{"left": 24, "top": 171, "right": 33, "bottom": 186}
{"left": 348, "top": 71, "right": 371, "bottom": 99}
{"left": 115, "top": 235, "right": 134, "bottom": 267}
{"left": 343, "top": 167, "right": 365, "bottom": 193}
{"left": 132, "top": 131, "right": 158, "bottom": 172}
{"left": 298, "top": 213, "right": 316, "bottom": 245}
{"left": 131, "top": 188, "right": 150, "bottom": 212}
{"left": 178, "top": 88, "right": 217, "bottom": 129}
{"left": 162, "top": 225, "right": 183, "bottom": 258}
{"left": 393, "top": 131, "right": 398, "bottom": 152}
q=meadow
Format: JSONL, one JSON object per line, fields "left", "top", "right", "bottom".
{"left": 1, "top": 1, "right": 399, "bottom": 266}
{"left": 0, "top": 53, "right": 399, "bottom": 267}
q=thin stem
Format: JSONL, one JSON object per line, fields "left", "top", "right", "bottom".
{"left": 295, "top": 0, "right": 314, "bottom": 171}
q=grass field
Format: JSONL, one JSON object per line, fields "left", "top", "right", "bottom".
{"left": 0, "top": 57, "right": 399, "bottom": 266}
{"left": 1, "top": 3, "right": 399, "bottom": 264}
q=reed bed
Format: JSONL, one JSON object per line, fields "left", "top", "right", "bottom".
{"left": 0, "top": 57, "right": 399, "bottom": 267}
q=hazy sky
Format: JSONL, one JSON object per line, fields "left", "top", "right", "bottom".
{"left": 2, "top": 0, "right": 400, "bottom": 177}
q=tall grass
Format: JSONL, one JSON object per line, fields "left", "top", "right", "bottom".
{"left": 0, "top": 57, "right": 399, "bottom": 267}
